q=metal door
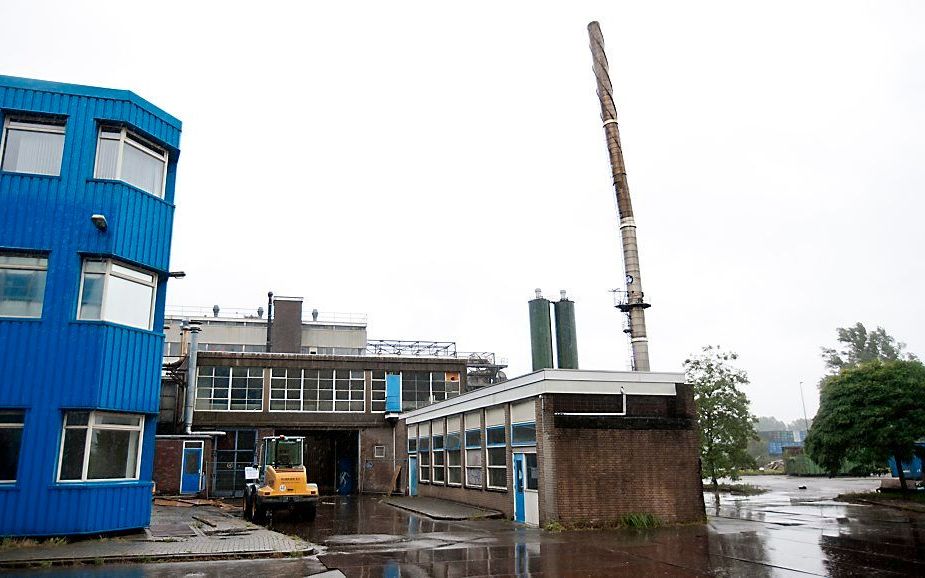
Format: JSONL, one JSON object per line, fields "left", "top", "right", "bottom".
{"left": 513, "top": 453, "right": 525, "bottom": 523}
{"left": 180, "top": 442, "right": 203, "bottom": 494}
{"left": 213, "top": 429, "right": 257, "bottom": 497}
{"left": 409, "top": 456, "right": 418, "bottom": 496}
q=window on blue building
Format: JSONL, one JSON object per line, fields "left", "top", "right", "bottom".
{"left": 0, "top": 252, "right": 47, "bottom": 318}
{"left": 0, "top": 117, "right": 65, "bottom": 176}
{"left": 77, "top": 258, "right": 156, "bottom": 330}
{"left": 58, "top": 411, "right": 143, "bottom": 482}
{"left": 94, "top": 126, "right": 168, "bottom": 198}
{"left": 0, "top": 411, "right": 25, "bottom": 483}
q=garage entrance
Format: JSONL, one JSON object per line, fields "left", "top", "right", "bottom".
{"left": 278, "top": 429, "right": 359, "bottom": 496}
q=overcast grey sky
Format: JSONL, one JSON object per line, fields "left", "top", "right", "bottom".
{"left": 4, "top": 1, "right": 923, "bottom": 422}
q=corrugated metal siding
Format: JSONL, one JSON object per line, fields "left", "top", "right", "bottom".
{"left": 0, "top": 77, "right": 179, "bottom": 536}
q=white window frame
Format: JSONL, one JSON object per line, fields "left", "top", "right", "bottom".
{"left": 94, "top": 125, "right": 168, "bottom": 198}
{"left": 486, "top": 424, "right": 507, "bottom": 490}
{"left": 268, "top": 368, "right": 365, "bottom": 413}
{"left": 446, "top": 429, "right": 462, "bottom": 486}
{"left": 0, "top": 116, "right": 66, "bottom": 176}
{"left": 195, "top": 366, "right": 264, "bottom": 412}
{"left": 0, "top": 410, "right": 25, "bottom": 483}
{"left": 57, "top": 411, "right": 144, "bottom": 483}
{"left": 374, "top": 445, "right": 386, "bottom": 459}
{"left": 0, "top": 251, "right": 48, "bottom": 318}
{"left": 77, "top": 257, "right": 157, "bottom": 330}
{"left": 370, "top": 370, "right": 387, "bottom": 413}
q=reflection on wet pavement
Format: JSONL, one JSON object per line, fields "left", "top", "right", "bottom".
{"left": 266, "top": 476, "right": 925, "bottom": 577}
{"left": 15, "top": 476, "right": 925, "bottom": 576}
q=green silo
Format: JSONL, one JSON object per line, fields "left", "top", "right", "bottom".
{"left": 554, "top": 291, "right": 579, "bottom": 369}
{"left": 529, "top": 289, "right": 554, "bottom": 371}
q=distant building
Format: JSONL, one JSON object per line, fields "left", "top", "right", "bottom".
{"left": 0, "top": 76, "right": 181, "bottom": 536}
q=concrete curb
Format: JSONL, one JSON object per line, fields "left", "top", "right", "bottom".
{"left": 0, "top": 546, "right": 317, "bottom": 570}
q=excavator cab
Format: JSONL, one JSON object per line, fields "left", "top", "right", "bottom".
{"left": 243, "top": 435, "right": 318, "bottom": 522}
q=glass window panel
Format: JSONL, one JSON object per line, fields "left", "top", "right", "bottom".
{"left": 95, "top": 413, "right": 142, "bottom": 427}
{"left": 318, "top": 400, "right": 333, "bottom": 411}
{"left": 0, "top": 265, "right": 46, "bottom": 317}
{"left": 87, "top": 429, "right": 139, "bottom": 479}
{"left": 448, "top": 467, "right": 461, "bottom": 485}
{"left": 466, "top": 449, "right": 482, "bottom": 467}
{"left": 335, "top": 401, "right": 349, "bottom": 412}
{"left": 448, "top": 451, "right": 461, "bottom": 466}
{"left": 488, "top": 468, "right": 506, "bottom": 489}
{"left": 77, "top": 273, "right": 104, "bottom": 320}
{"left": 408, "top": 438, "right": 417, "bottom": 453}
{"left": 487, "top": 447, "right": 506, "bottom": 466}
{"left": 512, "top": 423, "right": 536, "bottom": 446}
{"left": 0, "top": 426, "right": 23, "bottom": 481}
{"left": 66, "top": 412, "right": 90, "bottom": 426}
{"left": 526, "top": 453, "right": 539, "bottom": 490}
{"left": 418, "top": 436, "right": 430, "bottom": 452}
{"left": 59, "top": 429, "right": 87, "bottom": 480}
{"left": 1, "top": 126, "right": 64, "bottom": 175}
{"left": 465, "top": 429, "right": 482, "bottom": 448}
{"left": 0, "top": 411, "right": 25, "bottom": 425}
{"left": 104, "top": 275, "right": 154, "bottom": 329}
{"left": 466, "top": 467, "right": 483, "bottom": 486}
{"left": 111, "top": 264, "right": 154, "bottom": 283}
{"left": 121, "top": 141, "right": 165, "bottom": 197}
{"left": 486, "top": 426, "right": 505, "bottom": 447}
{"left": 432, "top": 435, "right": 444, "bottom": 451}
{"left": 445, "top": 432, "right": 461, "bottom": 451}
{"left": 95, "top": 137, "right": 118, "bottom": 179}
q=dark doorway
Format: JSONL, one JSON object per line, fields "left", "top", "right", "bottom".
{"left": 278, "top": 429, "right": 358, "bottom": 495}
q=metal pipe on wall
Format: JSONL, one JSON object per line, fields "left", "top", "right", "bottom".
{"left": 183, "top": 323, "right": 201, "bottom": 434}
{"left": 588, "top": 21, "right": 651, "bottom": 371}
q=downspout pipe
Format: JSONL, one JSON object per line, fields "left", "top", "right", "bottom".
{"left": 184, "top": 323, "right": 201, "bottom": 434}
{"left": 265, "top": 291, "right": 274, "bottom": 353}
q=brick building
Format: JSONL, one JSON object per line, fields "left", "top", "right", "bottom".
{"left": 154, "top": 296, "right": 495, "bottom": 498}
{"left": 399, "top": 369, "right": 705, "bottom": 527}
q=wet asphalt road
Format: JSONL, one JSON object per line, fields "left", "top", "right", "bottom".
{"left": 12, "top": 475, "right": 925, "bottom": 576}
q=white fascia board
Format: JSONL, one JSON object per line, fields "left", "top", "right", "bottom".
{"left": 402, "top": 369, "right": 684, "bottom": 425}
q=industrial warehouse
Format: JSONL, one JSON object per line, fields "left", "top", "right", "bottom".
{"left": 153, "top": 291, "right": 706, "bottom": 527}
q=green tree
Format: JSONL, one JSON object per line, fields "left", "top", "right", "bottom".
{"left": 685, "top": 346, "right": 758, "bottom": 490}
{"left": 821, "top": 322, "right": 917, "bottom": 374}
{"left": 805, "top": 360, "right": 925, "bottom": 491}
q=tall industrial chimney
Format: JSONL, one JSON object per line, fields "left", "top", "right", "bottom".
{"left": 528, "top": 289, "right": 554, "bottom": 371}
{"left": 588, "top": 21, "right": 651, "bottom": 371}
{"left": 554, "top": 290, "right": 579, "bottom": 369}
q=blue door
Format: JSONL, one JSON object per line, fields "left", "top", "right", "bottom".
{"left": 409, "top": 456, "right": 418, "bottom": 496}
{"left": 513, "top": 453, "right": 525, "bottom": 523}
{"left": 180, "top": 443, "right": 203, "bottom": 494}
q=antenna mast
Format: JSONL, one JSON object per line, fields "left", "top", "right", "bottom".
{"left": 588, "top": 21, "right": 651, "bottom": 371}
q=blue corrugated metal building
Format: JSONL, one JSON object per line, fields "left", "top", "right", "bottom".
{"left": 0, "top": 75, "right": 181, "bottom": 536}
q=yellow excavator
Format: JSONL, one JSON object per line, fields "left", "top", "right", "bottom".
{"left": 243, "top": 435, "right": 318, "bottom": 522}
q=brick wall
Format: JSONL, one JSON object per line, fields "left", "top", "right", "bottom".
{"left": 541, "top": 392, "right": 704, "bottom": 525}
{"left": 153, "top": 437, "right": 212, "bottom": 497}
{"left": 359, "top": 426, "right": 400, "bottom": 493}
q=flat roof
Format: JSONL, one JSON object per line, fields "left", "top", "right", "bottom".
{"left": 402, "top": 368, "right": 686, "bottom": 424}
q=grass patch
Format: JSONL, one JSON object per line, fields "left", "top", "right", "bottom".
{"left": 0, "top": 538, "right": 39, "bottom": 550}
{"left": 705, "top": 483, "right": 768, "bottom": 496}
{"left": 543, "top": 521, "right": 565, "bottom": 532}
{"left": 839, "top": 491, "right": 925, "bottom": 506}
{"left": 619, "top": 513, "right": 662, "bottom": 529}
